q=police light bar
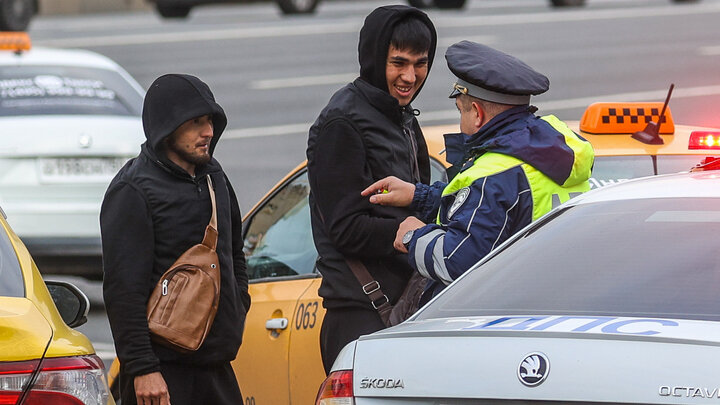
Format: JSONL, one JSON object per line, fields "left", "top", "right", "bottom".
{"left": 690, "top": 157, "right": 720, "bottom": 172}
{"left": 689, "top": 131, "right": 720, "bottom": 150}
{"left": 580, "top": 102, "right": 675, "bottom": 135}
{"left": 0, "top": 32, "right": 31, "bottom": 52}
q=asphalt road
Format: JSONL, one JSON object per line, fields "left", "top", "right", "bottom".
{"left": 32, "top": 0, "right": 720, "bottom": 366}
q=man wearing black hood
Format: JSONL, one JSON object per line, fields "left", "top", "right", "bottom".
{"left": 306, "top": 5, "right": 437, "bottom": 373}
{"left": 101, "top": 74, "right": 250, "bottom": 405}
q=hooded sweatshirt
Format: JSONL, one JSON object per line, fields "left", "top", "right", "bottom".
{"left": 101, "top": 74, "right": 250, "bottom": 377}
{"left": 409, "top": 105, "right": 595, "bottom": 299}
{"left": 306, "top": 6, "right": 437, "bottom": 309}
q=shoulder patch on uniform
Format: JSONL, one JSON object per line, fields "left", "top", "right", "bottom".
{"left": 447, "top": 187, "right": 471, "bottom": 220}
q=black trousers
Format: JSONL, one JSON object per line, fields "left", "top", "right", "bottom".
{"left": 320, "top": 306, "right": 386, "bottom": 375}
{"left": 119, "top": 362, "right": 242, "bottom": 405}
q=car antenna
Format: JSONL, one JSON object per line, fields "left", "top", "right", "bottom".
{"left": 631, "top": 83, "right": 674, "bottom": 145}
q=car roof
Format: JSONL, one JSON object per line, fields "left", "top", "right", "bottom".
{"left": 421, "top": 122, "right": 716, "bottom": 158}
{"left": 567, "top": 170, "right": 720, "bottom": 205}
{"left": 0, "top": 46, "right": 122, "bottom": 71}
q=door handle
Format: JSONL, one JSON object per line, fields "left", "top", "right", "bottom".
{"left": 265, "top": 318, "right": 289, "bottom": 330}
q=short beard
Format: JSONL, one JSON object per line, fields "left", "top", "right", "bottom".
{"left": 164, "top": 135, "right": 211, "bottom": 167}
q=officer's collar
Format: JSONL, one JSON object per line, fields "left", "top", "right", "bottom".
{"left": 443, "top": 105, "right": 537, "bottom": 171}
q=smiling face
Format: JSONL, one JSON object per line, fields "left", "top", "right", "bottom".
{"left": 385, "top": 46, "right": 429, "bottom": 107}
{"left": 165, "top": 114, "right": 214, "bottom": 175}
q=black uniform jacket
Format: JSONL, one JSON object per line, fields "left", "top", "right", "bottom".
{"left": 306, "top": 6, "right": 437, "bottom": 310}
{"left": 101, "top": 74, "right": 250, "bottom": 378}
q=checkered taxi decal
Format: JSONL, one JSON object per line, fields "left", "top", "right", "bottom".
{"left": 603, "top": 107, "right": 667, "bottom": 125}
{"left": 580, "top": 102, "right": 675, "bottom": 134}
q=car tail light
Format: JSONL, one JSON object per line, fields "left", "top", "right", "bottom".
{"left": 0, "top": 355, "right": 110, "bottom": 405}
{"left": 316, "top": 369, "right": 354, "bottom": 405}
{"left": 689, "top": 131, "right": 720, "bottom": 149}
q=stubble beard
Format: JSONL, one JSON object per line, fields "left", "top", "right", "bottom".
{"left": 166, "top": 138, "right": 212, "bottom": 167}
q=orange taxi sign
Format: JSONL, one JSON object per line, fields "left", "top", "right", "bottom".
{"left": 580, "top": 102, "right": 675, "bottom": 135}
{"left": 0, "top": 32, "right": 31, "bottom": 52}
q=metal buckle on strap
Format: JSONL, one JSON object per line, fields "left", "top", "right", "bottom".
{"left": 362, "top": 280, "right": 380, "bottom": 295}
{"left": 371, "top": 295, "right": 389, "bottom": 310}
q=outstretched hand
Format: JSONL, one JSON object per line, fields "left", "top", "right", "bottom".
{"left": 361, "top": 176, "right": 415, "bottom": 207}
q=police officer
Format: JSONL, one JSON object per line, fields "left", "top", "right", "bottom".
{"left": 362, "top": 41, "right": 595, "bottom": 300}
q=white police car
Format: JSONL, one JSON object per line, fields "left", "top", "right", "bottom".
{"left": 318, "top": 163, "right": 720, "bottom": 404}
{"left": 0, "top": 33, "right": 145, "bottom": 278}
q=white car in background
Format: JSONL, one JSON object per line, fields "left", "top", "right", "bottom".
{"left": 0, "top": 33, "right": 145, "bottom": 278}
{"left": 319, "top": 161, "right": 720, "bottom": 404}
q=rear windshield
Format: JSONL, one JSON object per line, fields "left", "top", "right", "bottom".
{"left": 0, "top": 223, "right": 25, "bottom": 298}
{"left": 417, "top": 198, "right": 720, "bottom": 322}
{"left": 590, "top": 155, "right": 711, "bottom": 189}
{"left": 0, "top": 65, "right": 143, "bottom": 117}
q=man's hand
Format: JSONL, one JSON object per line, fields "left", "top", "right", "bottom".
{"left": 361, "top": 176, "right": 415, "bottom": 207}
{"left": 135, "top": 371, "right": 170, "bottom": 405}
{"left": 394, "top": 216, "right": 426, "bottom": 253}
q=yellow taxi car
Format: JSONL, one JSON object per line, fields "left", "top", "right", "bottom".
{"left": 0, "top": 208, "right": 114, "bottom": 404}
{"left": 109, "top": 101, "right": 720, "bottom": 405}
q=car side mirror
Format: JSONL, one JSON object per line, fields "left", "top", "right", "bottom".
{"left": 45, "top": 281, "right": 90, "bottom": 328}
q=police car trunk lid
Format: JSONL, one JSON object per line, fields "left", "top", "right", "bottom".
{"left": 352, "top": 315, "right": 720, "bottom": 404}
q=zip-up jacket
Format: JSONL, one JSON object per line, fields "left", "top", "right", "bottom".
{"left": 306, "top": 5, "right": 437, "bottom": 309}
{"left": 101, "top": 74, "right": 250, "bottom": 377}
{"left": 409, "top": 105, "right": 594, "bottom": 298}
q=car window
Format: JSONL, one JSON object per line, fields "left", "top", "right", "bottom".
{"left": 429, "top": 156, "right": 448, "bottom": 183}
{"left": 656, "top": 155, "right": 713, "bottom": 175}
{"left": 244, "top": 172, "right": 316, "bottom": 280}
{"left": 243, "top": 157, "right": 446, "bottom": 281}
{"left": 0, "top": 225, "right": 25, "bottom": 297}
{"left": 0, "top": 65, "right": 143, "bottom": 117}
{"left": 418, "top": 198, "right": 720, "bottom": 322}
{"left": 590, "top": 155, "right": 709, "bottom": 189}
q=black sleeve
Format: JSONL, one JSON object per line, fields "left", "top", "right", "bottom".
{"left": 100, "top": 181, "right": 160, "bottom": 377}
{"left": 225, "top": 177, "right": 251, "bottom": 311}
{"left": 308, "top": 118, "right": 402, "bottom": 258}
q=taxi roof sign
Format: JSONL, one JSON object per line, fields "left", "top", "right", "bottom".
{"left": 580, "top": 102, "right": 675, "bottom": 135}
{"left": 0, "top": 32, "right": 31, "bottom": 52}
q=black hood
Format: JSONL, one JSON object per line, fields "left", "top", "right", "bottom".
{"left": 358, "top": 5, "right": 437, "bottom": 101}
{"left": 141, "top": 74, "right": 227, "bottom": 156}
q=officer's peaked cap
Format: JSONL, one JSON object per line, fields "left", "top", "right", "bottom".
{"left": 446, "top": 41, "right": 549, "bottom": 105}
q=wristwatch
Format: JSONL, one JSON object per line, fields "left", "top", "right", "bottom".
{"left": 402, "top": 229, "right": 415, "bottom": 249}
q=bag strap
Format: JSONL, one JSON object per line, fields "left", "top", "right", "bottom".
{"left": 345, "top": 258, "right": 392, "bottom": 324}
{"left": 314, "top": 204, "right": 391, "bottom": 323}
{"left": 201, "top": 175, "right": 218, "bottom": 251}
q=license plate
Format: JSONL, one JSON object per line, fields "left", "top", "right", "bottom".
{"left": 38, "top": 157, "right": 128, "bottom": 183}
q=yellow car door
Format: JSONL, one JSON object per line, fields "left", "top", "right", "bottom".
{"left": 234, "top": 278, "right": 316, "bottom": 405}
{"left": 287, "top": 277, "right": 325, "bottom": 404}
{"left": 232, "top": 168, "right": 321, "bottom": 405}
{"left": 234, "top": 155, "right": 450, "bottom": 405}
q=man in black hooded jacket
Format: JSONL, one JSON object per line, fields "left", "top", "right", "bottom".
{"left": 306, "top": 5, "right": 437, "bottom": 373}
{"left": 101, "top": 74, "right": 250, "bottom": 405}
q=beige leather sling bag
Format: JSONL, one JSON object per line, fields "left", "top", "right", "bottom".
{"left": 146, "top": 175, "right": 221, "bottom": 352}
